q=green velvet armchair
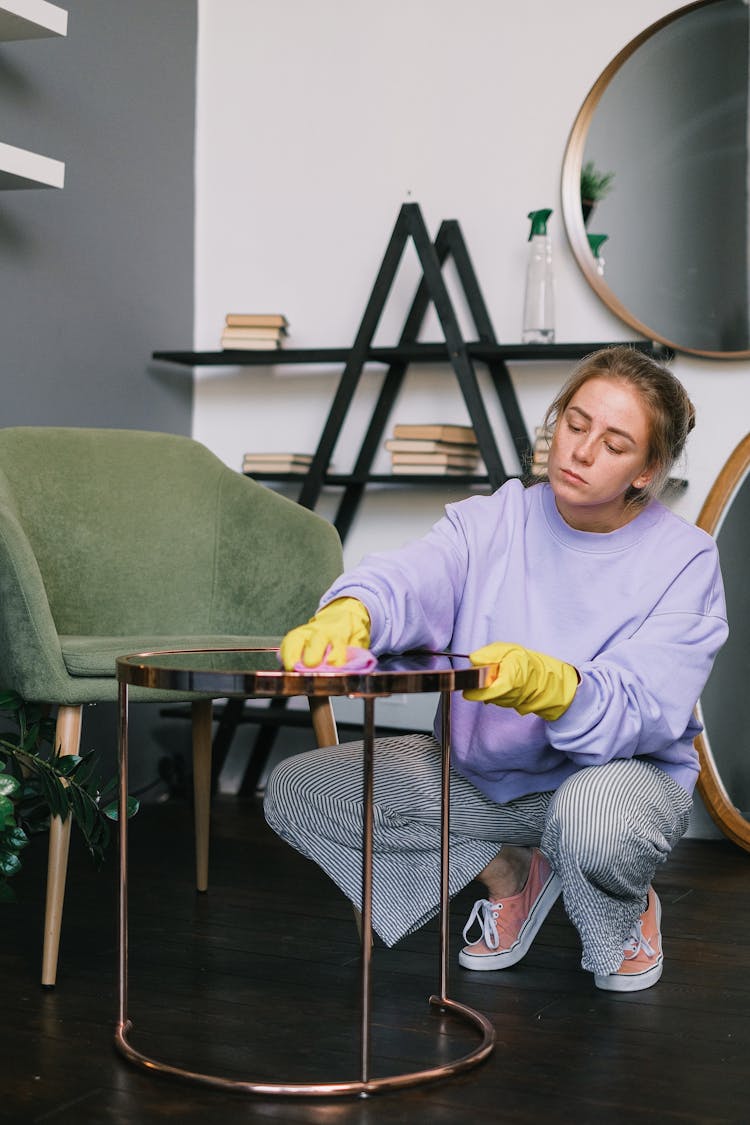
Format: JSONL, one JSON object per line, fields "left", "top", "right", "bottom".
{"left": 0, "top": 426, "right": 343, "bottom": 986}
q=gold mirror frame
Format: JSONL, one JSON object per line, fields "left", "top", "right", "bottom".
{"left": 560, "top": 0, "right": 750, "bottom": 360}
{"left": 694, "top": 433, "right": 750, "bottom": 851}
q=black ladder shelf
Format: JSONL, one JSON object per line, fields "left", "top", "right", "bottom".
{"left": 294, "top": 203, "right": 529, "bottom": 541}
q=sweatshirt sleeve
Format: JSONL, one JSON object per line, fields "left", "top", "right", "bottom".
{"left": 319, "top": 506, "right": 471, "bottom": 655}
{"left": 547, "top": 553, "right": 728, "bottom": 770}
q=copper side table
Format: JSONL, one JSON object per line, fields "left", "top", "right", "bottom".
{"left": 115, "top": 648, "right": 496, "bottom": 1097}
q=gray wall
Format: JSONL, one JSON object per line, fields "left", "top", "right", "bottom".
{"left": 0, "top": 0, "right": 195, "bottom": 430}
{"left": 0, "top": 1, "right": 197, "bottom": 793}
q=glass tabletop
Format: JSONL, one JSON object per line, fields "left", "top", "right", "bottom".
{"left": 116, "top": 647, "right": 496, "bottom": 698}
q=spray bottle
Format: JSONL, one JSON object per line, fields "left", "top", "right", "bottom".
{"left": 522, "top": 208, "right": 555, "bottom": 344}
{"left": 587, "top": 233, "right": 608, "bottom": 278}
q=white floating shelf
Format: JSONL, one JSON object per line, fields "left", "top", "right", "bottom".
{"left": 0, "top": 0, "right": 67, "bottom": 41}
{"left": 0, "top": 140, "right": 64, "bottom": 188}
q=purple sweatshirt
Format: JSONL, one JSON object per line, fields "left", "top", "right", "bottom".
{"left": 323, "top": 480, "right": 728, "bottom": 800}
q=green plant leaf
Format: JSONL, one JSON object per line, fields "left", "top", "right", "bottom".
{"left": 22, "top": 724, "right": 43, "bottom": 752}
{"left": 0, "top": 689, "right": 136, "bottom": 899}
{"left": 69, "top": 785, "right": 97, "bottom": 841}
{"left": 68, "top": 750, "right": 100, "bottom": 791}
{"left": 79, "top": 807, "right": 109, "bottom": 864}
{"left": 2, "top": 826, "right": 28, "bottom": 851}
{"left": 580, "top": 160, "right": 615, "bottom": 201}
{"left": 103, "top": 796, "right": 140, "bottom": 820}
{"left": 55, "top": 755, "right": 83, "bottom": 777}
{"left": 91, "top": 818, "right": 109, "bottom": 858}
{"left": 0, "top": 851, "right": 22, "bottom": 877}
{"left": 0, "top": 774, "right": 20, "bottom": 798}
{"left": 97, "top": 776, "right": 116, "bottom": 800}
{"left": 0, "top": 794, "right": 16, "bottom": 831}
{"left": 37, "top": 768, "right": 70, "bottom": 821}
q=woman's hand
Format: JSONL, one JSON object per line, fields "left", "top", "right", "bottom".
{"left": 279, "top": 598, "right": 371, "bottom": 670}
{"left": 463, "top": 641, "right": 579, "bottom": 720}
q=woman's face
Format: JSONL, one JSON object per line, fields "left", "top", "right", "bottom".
{"left": 547, "top": 376, "right": 655, "bottom": 532}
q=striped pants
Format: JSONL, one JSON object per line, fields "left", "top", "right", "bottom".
{"left": 264, "top": 732, "right": 693, "bottom": 976}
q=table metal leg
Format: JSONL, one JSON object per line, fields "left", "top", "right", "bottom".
{"left": 438, "top": 689, "right": 451, "bottom": 1002}
{"left": 116, "top": 681, "right": 130, "bottom": 1046}
{"left": 360, "top": 695, "right": 375, "bottom": 1086}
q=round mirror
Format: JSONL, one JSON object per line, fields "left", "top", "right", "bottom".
{"left": 561, "top": 0, "right": 750, "bottom": 357}
{"left": 694, "top": 433, "right": 750, "bottom": 851}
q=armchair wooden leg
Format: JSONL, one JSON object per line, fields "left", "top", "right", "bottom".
{"left": 192, "top": 699, "right": 213, "bottom": 893}
{"left": 308, "top": 696, "right": 338, "bottom": 748}
{"left": 42, "top": 704, "right": 83, "bottom": 989}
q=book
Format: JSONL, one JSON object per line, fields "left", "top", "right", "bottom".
{"left": 243, "top": 452, "right": 312, "bottom": 464}
{"left": 390, "top": 451, "right": 480, "bottom": 469}
{"left": 243, "top": 462, "right": 309, "bottom": 475}
{"left": 528, "top": 423, "right": 552, "bottom": 475}
{"left": 221, "top": 325, "right": 287, "bottom": 340}
{"left": 242, "top": 454, "right": 313, "bottom": 474}
{"left": 222, "top": 336, "right": 282, "bottom": 351}
{"left": 225, "top": 313, "right": 289, "bottom": 329}
{"left": 391, "top": 463, "right": 476, "bottom": 476}
{"left": 244, "top": 450, "right": 314, "bottom": 459}
{"left": 525, "top": 422, "right": 552, "bottom": 478}
{"left": 384, "top": 438, "right": 480, "bottom": 455}
{"left": 392, "top": 423, "right": 477, "bottom": 445}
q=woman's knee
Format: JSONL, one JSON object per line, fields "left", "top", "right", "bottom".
{"left": 264, "top": 743, "right": 363, "bottom": 832}
{"left": 263, "top": 749, "right": 320, "bottom": 831}
{"left": 542, "top": 765, "right": 640, "bottom": 876}
{"left": 263, "top": 755, "right": 295, "bottom": 830}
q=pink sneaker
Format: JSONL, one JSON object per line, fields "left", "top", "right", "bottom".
{"left": 594, "top": 886, "right": 663, "bottom": 993}
{"left": 458, "top": 849, "right": 561, "bottom": 971}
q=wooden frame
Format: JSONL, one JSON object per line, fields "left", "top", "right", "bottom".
{"left": 559, "top": 0, "right": 749, "bottom": 360}
{"left": 694, "top": 433, "right": 750, "bottom": 851}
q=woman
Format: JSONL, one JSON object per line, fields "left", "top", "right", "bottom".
{"left": 264, "top": 346, "right": 727, "bottom": 992}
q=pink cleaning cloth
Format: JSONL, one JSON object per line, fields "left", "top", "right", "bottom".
{"left": 292, "top": 645, "right": 378, "bottom": 674}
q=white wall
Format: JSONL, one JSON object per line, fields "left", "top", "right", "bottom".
{"left": 193, "top": 0, "right": 747, "bottom": 831}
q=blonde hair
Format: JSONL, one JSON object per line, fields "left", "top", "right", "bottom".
{"left": 535, "top": 345, "right": 695, "bottom": 508}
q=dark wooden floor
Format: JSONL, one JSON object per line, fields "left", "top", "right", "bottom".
{"left": 2, "top": 793, "right": 748, "bottom": 1124}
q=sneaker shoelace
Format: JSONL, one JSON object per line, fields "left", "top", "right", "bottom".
{"left": 462, "top": 898, "right": 503, "bottom": 949}
{"left": 622, "top": 918, "right": 656, "bottom": 962}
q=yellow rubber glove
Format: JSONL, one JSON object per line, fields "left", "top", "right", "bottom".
{"left": 279, "top": 597, "right": 371, "bottom": 670}
{"left": 463, "top": 641, "right": 579, "bottom": 720}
